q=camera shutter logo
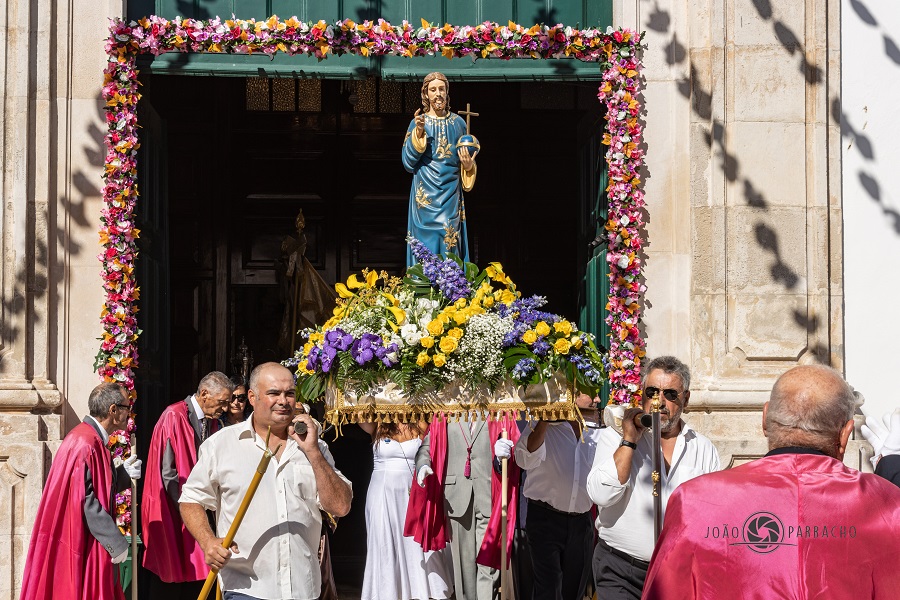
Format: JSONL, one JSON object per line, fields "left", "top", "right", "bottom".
{"left": 742, "top": 512, "right": 785, "bottom": 554}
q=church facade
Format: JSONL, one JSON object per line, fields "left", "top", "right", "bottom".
{"left": 0, "top": 0, "right": 892, "bottom": 596}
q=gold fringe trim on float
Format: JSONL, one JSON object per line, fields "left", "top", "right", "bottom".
{"left": 322, "top": 375, "right": 585, "bottom": 439}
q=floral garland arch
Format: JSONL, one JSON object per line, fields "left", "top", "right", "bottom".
{"left": 97, "top": 15, "right": 646, "bottom": 531}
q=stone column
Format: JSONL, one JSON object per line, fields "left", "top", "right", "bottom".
{"left": 0, "top": 0, "right": 122, "bottom": 596}
{"left": 621, "top": 0, "right": 854, "bottom": 467}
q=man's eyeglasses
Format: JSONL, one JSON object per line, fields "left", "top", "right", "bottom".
{"left": 114, "top": 403, "right": 131, "bottom": 410}
{"left": 231, "top": 394, "right": 248, "bottom": 403}
{"left": 643, "top": 387, "right": 683, "bottom": 402}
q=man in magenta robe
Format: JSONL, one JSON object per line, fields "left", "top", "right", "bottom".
{"left": 20, "top": 382, "right": 142, "bottom": 600}
{"left": 642, "top": 364, "right": 900, "bottom": 599}
{"left": 142, "top": 371, "right": 232, "bottom": 598}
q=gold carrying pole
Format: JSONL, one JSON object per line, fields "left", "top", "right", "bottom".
{"left": 500, "top": 429, "right": 511, "bottom": 600}
{"left": 650, "top": 395, "right": 663, "bottom": 542}
{"left": 198, "top": 427, "right": 281, "bottom": 600}
{"left": 130, "top": 434, "right": 139, "bottom": 600}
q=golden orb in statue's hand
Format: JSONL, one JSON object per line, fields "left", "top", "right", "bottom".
{"left": 456, "top": 134, "right": 481, "bottom": 154}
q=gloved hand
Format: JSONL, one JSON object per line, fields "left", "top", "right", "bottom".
{"left": 861, "top": 406, "right": 900, "bottom": 467}
{"left": 123, "top": 454, "right": 142, "bottom": 480}
{"left": 494, "top": 438, "right": 514, "bottom": 459}
{"left": 111, "top": 548, "right": 129, "bottom": 564}
{"left": 416, "top": 465, "right": 433, "bottom": 488}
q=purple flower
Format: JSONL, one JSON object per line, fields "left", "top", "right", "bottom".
{"left": 407, "top": 236, "right": 473, "bottom": 302}
{"left": 375, "top": 342, "right": 400, "bottom": 367}
{"left": 306, "top": 346, "right": 322, "bottom": 370}
{"left": 351, "top": 333, "right": 382, "bottom": 365}
{"left": 325, "top": 328, "right": 354, "bottom": 351}
{"left": 532, "top": 337, "right": 551, "bottom": 358}
{"left": 320, "top": 345, "right": 338, "bottom": 373}
{"left": 512, "top": 357, "right": 536, "bottom": 381}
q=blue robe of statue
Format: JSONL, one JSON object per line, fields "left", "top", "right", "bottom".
{"left": 402, "top": 112, "right": 474, "bottom": 267}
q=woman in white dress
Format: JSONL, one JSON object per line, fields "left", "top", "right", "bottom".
{"left": 360, "top": 420, "right": 454, "bottom": 600}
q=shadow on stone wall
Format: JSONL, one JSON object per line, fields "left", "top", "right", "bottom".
{"left": 639, "top": 0, "right": 896, "bottom": 365}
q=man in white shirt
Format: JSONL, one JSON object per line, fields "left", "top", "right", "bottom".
{"left": 586, "top": 356, "right": 720, "bottom": 600}
{"left": 180, "top": 362, "right": 352, "bottom": 600}
{"left": 514, "top": 393, "right": 603, "bottom": 600}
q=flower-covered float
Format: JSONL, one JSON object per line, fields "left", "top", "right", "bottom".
{"left": 286, "top": 238, "right": 608, "bottom": 428}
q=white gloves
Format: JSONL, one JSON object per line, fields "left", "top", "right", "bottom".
{"left": 494, "top": 438, "right": 514, "bottom": 459}
{"left": 861, "top": 407, "right": 900, "bottom": 467}
{"left": 123, "top": 454, "right": 142, "bottom": 480}
{"left": 111, "top": 548, "right": 129, "bottom": 564}
{"left": 416, "top": 465, "right": 433, "bottom": 487}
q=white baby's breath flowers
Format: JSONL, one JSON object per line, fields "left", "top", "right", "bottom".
{"left": 444, "top": 313, "right": 513, "bottom": 383}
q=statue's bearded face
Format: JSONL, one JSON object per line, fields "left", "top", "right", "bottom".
{"left": 426, "top": 79, "right": 448, "bottom": 113}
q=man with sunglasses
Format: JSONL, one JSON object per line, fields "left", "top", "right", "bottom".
{"left": 21, "top": 382, "right": 142, "bottom": 600}
{"left": 142, "top": 371, "right": 234, "bottom": 599}
{"left": 586, "top": 356, "right": 720, "bottom": 600}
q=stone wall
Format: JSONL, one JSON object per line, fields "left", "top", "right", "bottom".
{"left": 614, "top": 0, "right": 856, "bottom": 466}
{"left": 0, "top": 0, "right": 118, "bottom": 597}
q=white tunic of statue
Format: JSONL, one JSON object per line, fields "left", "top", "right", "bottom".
{"left": 362, "top": 437, "right": 454, "bottom": 600}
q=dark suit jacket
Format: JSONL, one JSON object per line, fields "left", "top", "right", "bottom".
{"left": 876, "top": 454, "right": 900, "bottom": 488}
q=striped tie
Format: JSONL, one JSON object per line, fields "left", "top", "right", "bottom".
{"left": 200, "top": 418, "right": 208, "bottom": 442}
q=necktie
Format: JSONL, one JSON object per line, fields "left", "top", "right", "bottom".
{"left": 200, "top": 418, "right": 208, "bottom": 442}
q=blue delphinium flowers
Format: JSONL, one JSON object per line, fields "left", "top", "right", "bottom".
{"left": 408, "top": 236, "right": 472, "bottom": 302}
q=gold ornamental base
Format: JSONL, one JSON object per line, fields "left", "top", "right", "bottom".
{"left": 324, "top": 372, "right": 578, "bottom": 433}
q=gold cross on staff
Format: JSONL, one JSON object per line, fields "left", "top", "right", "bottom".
{"left": 458, "top": 103, "right": 479, "bottom": 135}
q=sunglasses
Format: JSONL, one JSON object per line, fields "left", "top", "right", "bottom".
{"left": 643, "top": 387, "right": 683, "bottom": 402}
{"left": 231, "top": 394, "right": 248, "bottom": 403}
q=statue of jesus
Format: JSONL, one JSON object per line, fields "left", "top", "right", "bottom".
{"left": 402, "top": 72, "right": 478, "bottom": 267}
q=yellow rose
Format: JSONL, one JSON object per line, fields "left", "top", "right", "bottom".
{"left": 535, "top": 321, "right": 551, "bottom": 337}
{"left": 453, "top": 311, "right": 469, "bottom": 325}
{"left": 522, "top": 330, "right": 537, "bottom": 344}
{"left": 554, "top": 320, "right": 573, "bottom": 336}
{"left": 483, "top": 296, "right": 495, "bottom": 308}
{"left": 420, "top": 336, "right": 435, "bottom": 348}
{"left": 438, "top": 312, "right": 452, "bottom": 325}
{"left": 500, "top": 290, "right": 517, "bottom": 304}
{"left": 455, "top": 298, "right": 467, "bottom": 309}
{"left": 433, "top": 353, "right": 447, "bottom": 367}
{"left": 427, "top": 320, "right": 444, "bottom": 336}
{"left": 448, "top": 327, "right": 464, "bottom": 339}
{"left": 571, "top": 335, "right": 583, "bottom": 349}
{"left": 554, "top": 338, "right": 572, "bottom": 355}
{"left": 439, "top": 336, "right": 459, "bottom": 354}
{"left": 416, "top": 351, "right": 431, "bottom": 367}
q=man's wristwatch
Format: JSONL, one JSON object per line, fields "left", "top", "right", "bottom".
{"left": 619, "top": 438, "right": 637, "bottom": 450}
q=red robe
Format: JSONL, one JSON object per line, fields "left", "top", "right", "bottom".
{"left": 404, "top": 414, "right": 520, "bottom": 569}
{"left": 642, "top": 452, "right": 900, "bottom": 599}
{"left": 20, "top": 422, "right": 125, "bottom": 600}
{"left": 142, "top": 400, "right": 216, "bottom": 582}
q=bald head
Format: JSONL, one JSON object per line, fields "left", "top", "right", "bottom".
{"left": 765, "top": 364, "right": 858, "bottom": 458}
{"left": 249, "top": 362, "right": 293, "bottom": 394}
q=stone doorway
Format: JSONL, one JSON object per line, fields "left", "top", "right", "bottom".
{"left": 134, "top": 73, "right": 598, "bottom": 596}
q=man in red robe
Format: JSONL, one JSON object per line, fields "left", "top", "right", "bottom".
{"left": 21, "top": 382, "right": 142, "bottom": 600}
{"left": 642, "top": 364, "right": 900, "bottom": 599}
{"left": 406, "top": 414, "right": 520, "bottom": 600}
{"left": 142, "top": 371, "right": 232, "bottom": 598}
